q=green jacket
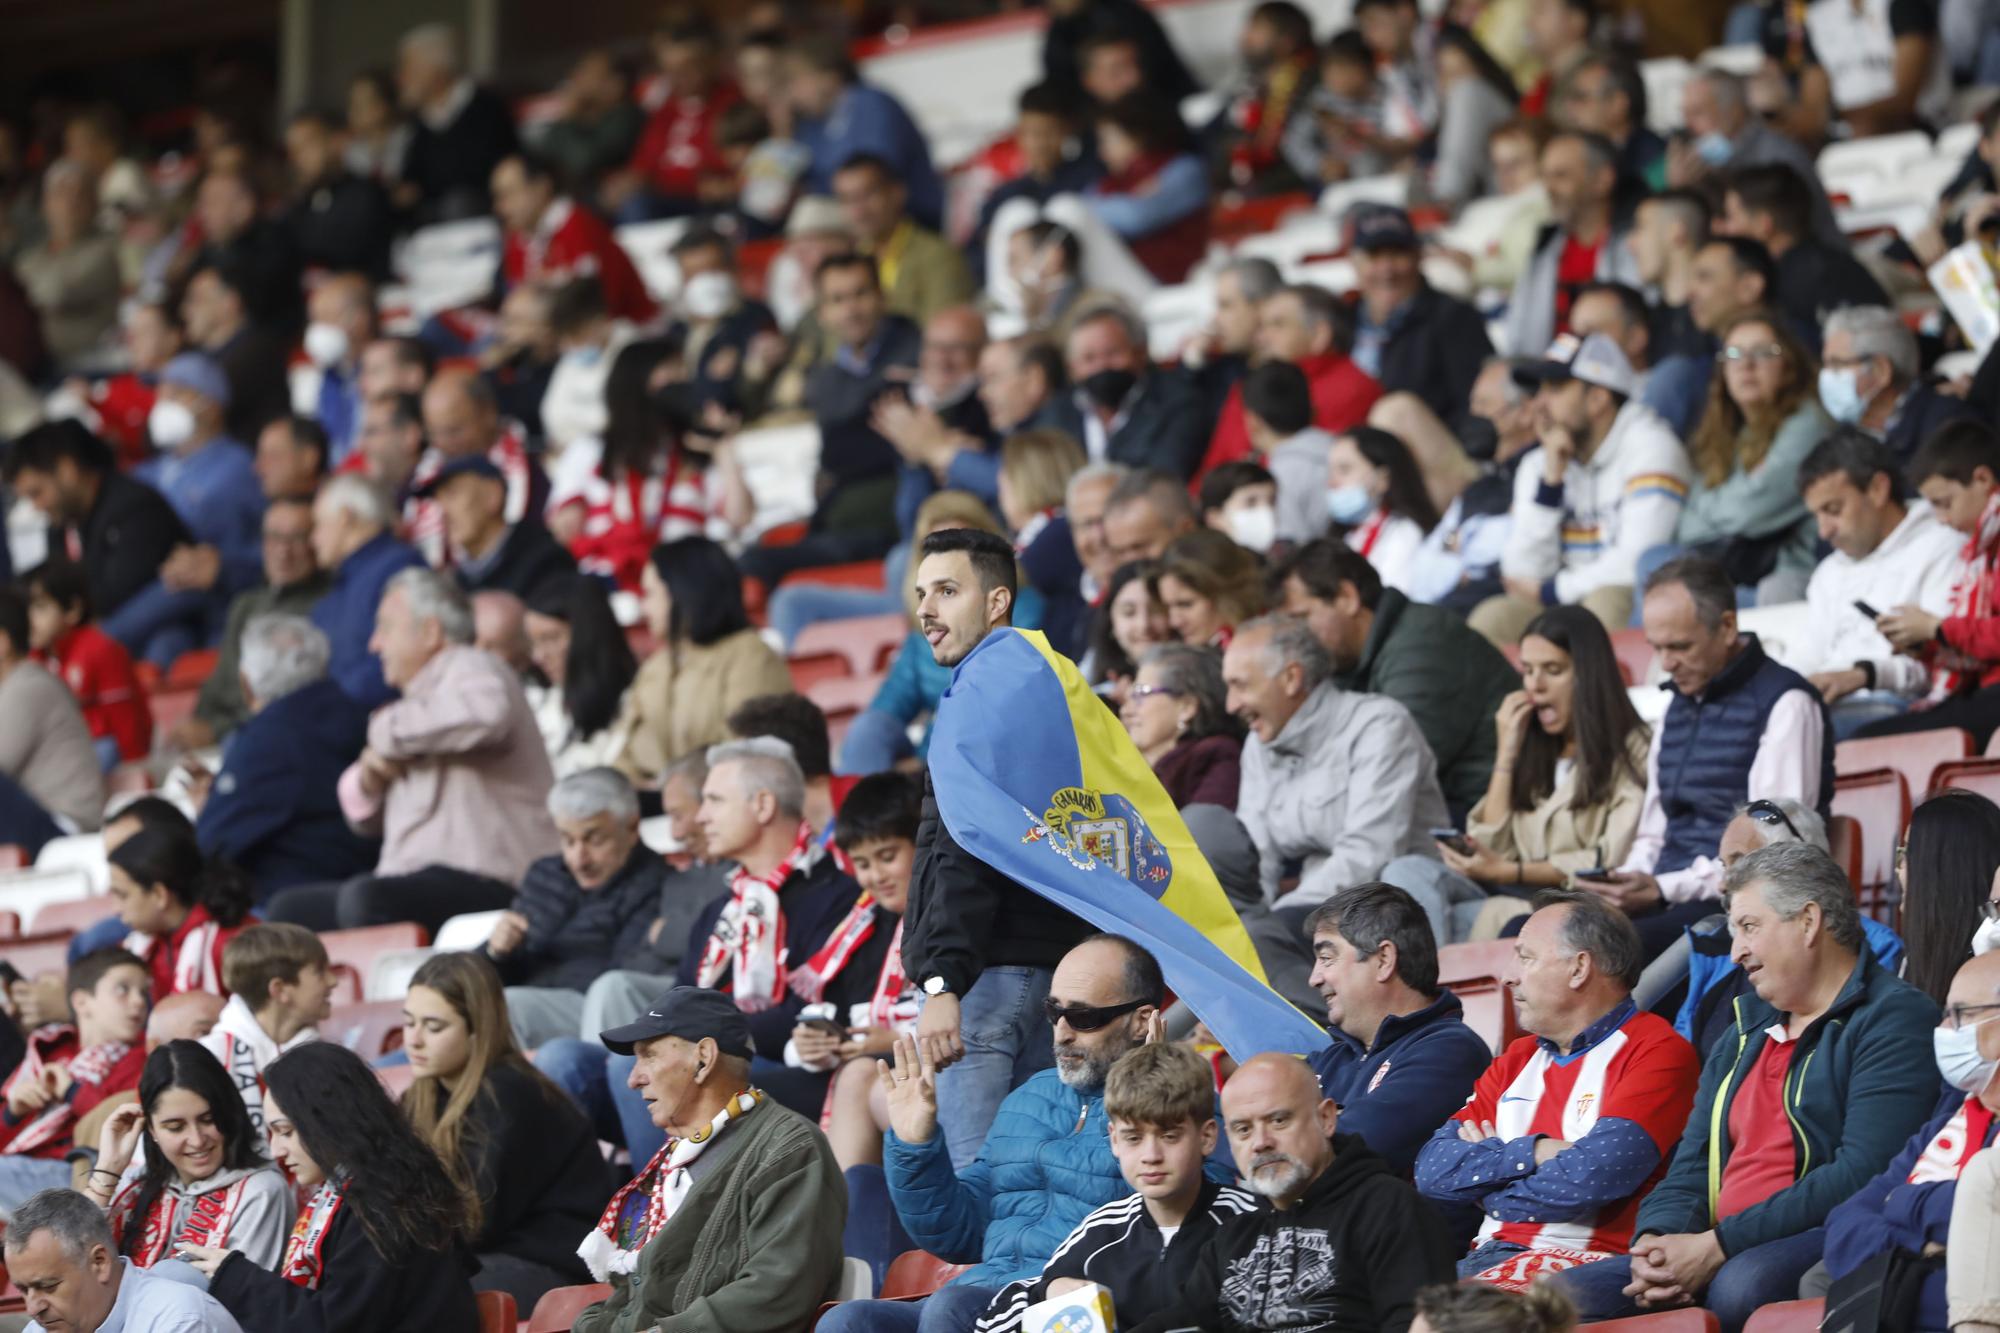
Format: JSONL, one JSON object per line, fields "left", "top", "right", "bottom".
{"left": 575, "top": 1097, "right": 847, "bottom": 1333}
{"left": 1634, "top": 949, "right": 1941, "bottom": 1258}
{"left": 1335, "top": 589, "right": 1518, "bottom": 815}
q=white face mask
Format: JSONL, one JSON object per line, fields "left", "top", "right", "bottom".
{"left": 1935, "top": 1017, "right": 2000, "bottom": 1094}
{"left": 1226, "top": 504, "right": 1278, "bottom": 554}
{"left": 148, "top": 399, "right": 197, "bottom": 449}
{"left": 1973, "top": 913, "right": 2000, "bottom": 958}
{"left": 681, "top": 272, "right": 738, "bottom": 321}
{"left": 302, "top": 322, "right": 350, "bottom": 369}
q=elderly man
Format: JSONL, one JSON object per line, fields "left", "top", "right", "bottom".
{"left": 1044, "top": 301, "right": 1207, "bottom": 478}
{"left": 355, "top": 391, "right": 426, "bottom": 501}
{"left": 393, "top": 21, "right": 519, "bottom": 221}
{"left": 1131, "top": 1051, "right": 1456, "bottom": 1333}
{"left": 411, "top": 367, "right": 545, "bottom": 566}
{"left": 1183, "top": 257, "right": 1282, "bottom": 426}
{"left": 1101, "top": 468, "right": 1199, "bottom": 568}
{"left": 193, "top": 614, "right": 376, "bottom": 901}
{"left": 834, "top": 153, "right": 973, "bottom": 327}
{"left": 16, "top": 160, "right": 120, "bottom": 371}
{"left": 422, "top": 456, "right": 575, "bottom": 598}
{"left": 1305, "top": 883, "right": 1492, "bottom": 1173}
{"left": 253, "top": 414, "right": 328, "bottom": 503}
{"left": 1066, "top": 461, "right": 1129, "bottom": 600}
{"left": 272, "top": 568, "right": 557, "bottom": 933}
{"left": 1199, "top": 284, "right": 1383, "bottom": 480}
{"left": 1820, "top": 306, "right": 1978, "bottom": 461}
{"left": 1553, "top": 844, "right": 1941, "bottom": 1330}
{"left": 4, "top": 1188, "right": 243, "bottom": 1333}
{"left": 573, "top": 987, "right": 845, "bottom": 1333}
{"left": 473, "top": 589, "right": 533, "bottom": 676}
{"left": 293, "top": 273, "right": 377, "bottom": 463}
{"left": 493, "top": 768, "right": 673, "bottom": 1049}
{"left": 1503, "top": 131, "right": 1642, "bottom": 359}
{"left": 1417, "top": 892, "right": 1700, "bottom": 1287}
{"left": 1669, "top": 69, "right": 1838, "bottom": 245}
{"left": 308, "top": 474, "right": 425, "bottom": 708}
{"left": 1600, "top": 558, "right": 1833, "bottom": 958}
{"left": 822, "top": 935, "right": 1197, "bottom": 1333}
{"left": 975, "top": 334, "right": 1064, "bottom": 442}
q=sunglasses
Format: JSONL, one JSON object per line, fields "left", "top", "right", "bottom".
{"left": 1043, "top": 997, "right": 1148, "bottom": 1032}
{"left": 1746, "top": 799, "right": 1802, "bottom": 841}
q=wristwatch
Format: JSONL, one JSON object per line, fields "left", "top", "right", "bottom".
{"left": 923, "top": 976, "right": 953, "bottom": 997}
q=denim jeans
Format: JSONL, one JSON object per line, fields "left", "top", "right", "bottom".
{"left": 0, "top": 1155, "right": 76, "bottom": 1215}
{"left": 837, "top": 709, "right": 917, "bottom": 776}
{"left": 933, "top": 966, "right": 1056, "bottom": 1170}
{"left": 534, "top": 1039, "right": 665, "bottom": 1164}
{"left": 766, "top": 540, "right": 909, "bottom": 648}
{"left": 1379, "top": 854, "right": 1492, "bottom": 944}
{"left": 814, "top": 1282, "right": 1002, "bottom": 1333}
{"left": 1552, "top": 1227, "right": 1829, "bottom": 1333}
{"left": 1829, "top": 690, "right": 1911, "bottom": 740}
{"left": 0, "top": 772, "right": 63, "bottom": 861}
{"left": 101, "top": 579, "right": 220, "bottom": 669}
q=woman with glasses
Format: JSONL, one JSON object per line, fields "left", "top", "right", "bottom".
{"left": 1119, "top": 643, "right": 1245, "bottom": 811}
{"left": 1670, "top": 308, "right": 1831, "bottom": 604}
{"left": 1898, "top": 788, "right": 2000, "bottom": 1003}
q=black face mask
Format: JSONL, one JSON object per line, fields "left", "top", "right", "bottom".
{"left": 1081, "top": 368, "right": 1138, "bottom": 412}
{"left": 1458, "top": 415, "right": 1501, "bottom": 462}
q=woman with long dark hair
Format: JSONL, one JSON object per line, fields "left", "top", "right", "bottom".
{"left": 186, "top": 1041, "right": 478, "bottom": 1333}
{"left": 1898, "top": 789, "right": 2000, "bottom": 1003}
{"left": 1383, "top": 605, "right": 1650, "bottom": 940}
{"left": 84, "top": 1040, "right": 290, "bottom": 1271}
{"left": 1327, "top": 427, "right": 1441, "bottom": 598}
{"left": 1085, "top": 560, "right": 1169, "bottom": 703}
{"left": 400, "top": 952, "right": 613, "bottom": 1308}
{"left": 525, "top": 575, "right": 638, "bottom": 775}
{"left": 614, "top": 536, "right": 791, "bottom": 785}
{"left": 107, "top": 822, "right": 253, "bottom": 999}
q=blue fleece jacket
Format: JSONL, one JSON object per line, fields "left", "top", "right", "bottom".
{"left": 311, "top": 530, "right": 426, "bottom": 709}
{"left": 1309, "top": 989, "right": 1492, "bottom": 1173}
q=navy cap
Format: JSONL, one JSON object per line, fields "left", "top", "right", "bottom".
{"left": 415, "top": 455, "right": 505, "bottom": 497}
{"left": 158, "top": 353, "right": 232, "bottom": 409}
{"left": 598, "top": 986, "right": 755, "bottom": 1058}
{"left": 1350, "top": 206, "right": 1419, "bottom": 252}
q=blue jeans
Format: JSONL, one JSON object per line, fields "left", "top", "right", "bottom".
{"left": 1830, "top": 690, "right": 1910, "bottom": 740}
{"left": 766, "top": 540, "right": 909, "bottom": 647}
{"left": 1551, "top": 1227, "right": 1828, "bottom": 1333}
{"left": 0, "top": 1155, "right": 75, "bottom": 1215}
{"left": 0, "top": 772, "right": 63, "bottom": 860}
{"left": 101, "top": 579, "right": 221, "bottom": 669}
{"left": 534, "top": 1039, "right": 665, "bottom": 1165}
{"left": 815, "top": 1282, "right": 1002, "bottom": 1333}
{"left": 932, "top": 966, "right": 1056, "bottom": 1171}
{"left": 838, "top": 709, "right": 917, "bottom": 776}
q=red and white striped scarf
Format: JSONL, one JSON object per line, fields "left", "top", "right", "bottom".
{"left": 787, "top": 891, "right": 880, "bottom": 1004}
{"left": 577, "top": 1090, "right": 762, "bottom": 1280}
{"left": 112, "top": 1171, "right": 254, "bottom": 1268}
{"left": 281, "top": 1178, "right": 348, "bottom": 1290}
{"left": 695, "top": 823, "right": 817, "bottom": 1012}
{"left": 1927, "top": 492, "right": 2000, "bottom": 706}
{"left": 3, "top": 1029, "right": 132, "bottom": 1156}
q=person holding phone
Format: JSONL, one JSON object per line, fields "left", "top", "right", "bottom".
{"left": 1382, "top": 605, "right": 1651, "bottom": 942}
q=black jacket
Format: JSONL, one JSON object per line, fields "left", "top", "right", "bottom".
{"left": 1774, "top": 241, "right": 1889, "bottom": 352}
{"left": 290, "top": 171, "right": 394, "bottom": 280}
{"left": 197, "top": 218, "right": 304, "bottom": 333}
{"left": 1882, "top": 382, "right": 1979, "bottom": 463}
{"left": 491, "top": 844, "right": 669, "bottom": 992}
{"left": 805, "top": 314, "right": 923, "bottom": 487}
{"left": 1041, "top": 372, "right": 1211, "bottom": 479}
{"left": 903, "top": 767, "right": 1090, "bottom": 997}
{"left": 453, "top": 521, "right": 577, "bottom": 599}
{"left": 58, "top": 470, "right": 189, "bottom": 620}
{"left": 1131, "top": 1136, "right": 1457, "bottom": 1333}
{"left": 401, "top": 86, "right": 522, "bottom": 221}
{"left": 1361, "top": 285, "right": 1493, "bottom": 428}
{"left": 210, "top": 1198, "right": 479, "bottom": 1333}
{"left": 461, "top": 1063, "right": 615, "bottom": 1278}
{"left": 211, "top": 324, "right": 294, "bottom": 442}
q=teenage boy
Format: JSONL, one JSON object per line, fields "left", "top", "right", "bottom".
{"left": 0, "top": 949, "right": 150, "bottom": 1210}
{"left": 975, "top": 1041, "right": 1259, "bottom": 1333}
{"left": 22, "top": 562, "right": 152, "bottom": 768}
{"left": 1859, "top": 422, "right": 2000, "bottom": 748}
{"left": 198, "top": 924, "right": 334, "bottom": 1138}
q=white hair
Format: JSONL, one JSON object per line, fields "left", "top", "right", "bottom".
{"left": 705, "top": 737, "right": 806, "bottom": 819}
{"left": 1066, "top": 460, "right": 1130, "bottom": 511}
{"left": 1235, "top": 613, "right": 1332, "bottom": 690}
{"left": 399, "top": 22, "right": 461, "bottom": 74}
{"left": 1738, "top": 797, "right": 1829, "bottom": 852}
{"left": 386, "top": 567, "right": 474, "bottom": 645}
{"left": 317, "top": 473, "right": 392, "bottom": 530}
{"left": 1825, "top": 305, "right": 1918, "bottom": 384}
{"left": 548, "top": 767, "right": 640, "bottom": 823}
{"left": 239, "top": 613, "right": 329, "bottom": 705}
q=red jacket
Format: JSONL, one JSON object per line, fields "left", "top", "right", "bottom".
{"left": 39, "top": 623, "right": 152, "bottom": 761}
{"left": 628, "top": 81, "right": 741, "bottom": 201}
{"left": 0, "top": 1027, "right": 146, "bottom": 1159}
{"left": 1195, "top": 349, "right": 1383, "bottom": 482}
{"left": 85, "top": 374, "right": 159, "bottom": 467}
{"left": 501, "top": 197, "right": 657, "bottom": 325}
{"left": 128, "top": 904, "right": 244, "bottom": 1000}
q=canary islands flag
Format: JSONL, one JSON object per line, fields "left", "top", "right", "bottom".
{"left": 927, "top": 628, "right": 1330, "bottom": 1061}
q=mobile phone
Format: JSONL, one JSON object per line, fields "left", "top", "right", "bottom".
{"left": 1853, "top": 599, "right": 1881, "bottom": 619}
{"left": 1573, "top": 867, "right": 1618, "bottom": 882}
{"left": 1430, "top": 827, "right": 1473, "bottom": 856}
{"left": 802, "top": 1017, "right": 846, "bottom": 1038}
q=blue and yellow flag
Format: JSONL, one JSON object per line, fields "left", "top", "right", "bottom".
{"left": 927, "top": 628, "right": 1330, "bottom": 1061}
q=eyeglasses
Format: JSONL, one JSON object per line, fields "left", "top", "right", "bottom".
{"left": 1126, "top": 684, "right": 1183, "bottom": 703}
{"left": 1043, "top": 997, "right": 1148, "bottom": 1032}
{"left": 1746, "top": 799, "right": 1802, "bottom": 841}
{"left": 1981, "top": 898, "right": 2000, "bottom": 922}
{"left": 1716, "top": 343, "right": 1787, "bottom": 364}
{"left": 1944, "top": 1001, "right": 2000, "bottom": 1029}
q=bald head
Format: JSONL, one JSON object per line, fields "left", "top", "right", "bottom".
{"left": 920, "top": 305, "right": 987, "bottom": 401}
{"left": 1222, "top": 1053, "right": 1338, "bottom": 1208}
{"left": 148, "top": 991, "right": 224, "bottom": 1048}
{"left": 421, "top": 368, "right": 499, "bottom": 460}
{"left": 473, "top": 590, "right": 529, "bottom": 672}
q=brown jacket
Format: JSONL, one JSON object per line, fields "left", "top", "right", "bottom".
{"left": 615, "top": 629, "right": 792, "bottom": 784}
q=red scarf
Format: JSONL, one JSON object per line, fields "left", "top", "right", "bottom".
{"left": 868, "top": 917, "right": 912, "bottom": 1028}
{"left": 112, "top": 1174, "right": 251, "bottom": 1268}
{"left": 695, "top": 823, "right": 817, "bottom": 1012}
{"left": 281, "top": 1178, "right": 347, "bottom": 1290}
{"left": 3, "top": 1028, "right": 133, "bottom": 1155}
{"left": 578, "top": 1090, "right": 763, "bottom": 1280}
{"left": 1926, "top": 493, "right": 2000, "bottom": 706}
{"left": 789, "top": 892, "right": 881, "bottom": 1004}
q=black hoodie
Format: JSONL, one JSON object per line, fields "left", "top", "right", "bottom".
{"left": 1131, "top": 1134, "right": 1456, "bottom": 1333}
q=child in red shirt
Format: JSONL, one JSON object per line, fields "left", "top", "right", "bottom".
{"left": 24, "top": 561, "right": 153, "bottom": 767}
{"left": 107, "top": 823, "right": 253, "bottom": 1000}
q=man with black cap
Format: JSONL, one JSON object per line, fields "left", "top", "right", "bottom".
{"left": 1468, "top": 332, "right": 1692, "bottom": 647}
{"left": 421, "top": 456, "right": 575, "bottom": 597}
{"left": 573, "top": 985, "right": 846, "bottom": 1333}
{"left": 1348, "top": 206, "right": 1491, "bottom": 429}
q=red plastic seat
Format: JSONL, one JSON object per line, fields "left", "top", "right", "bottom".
{"left": 2, "top": 933, "right": 77, "bottom": 982}
{"left": 1826, "top": 813, "right": 1862, "bottom": 892}
{"left": 1591, "top": 1311, "right": 1720, "bottom": 1333}
{"left": 795, "top": 612, "right": 910, "bottom": 679}
{"left": 1743, "top": 1298, "right": 1823, "bottom": 1332}
{"left": 145, "top": 686, "right": 201, "bottom": 741}
{"left": 326, "top": 999, "right": 408, "bottom": 1058}
{"left": 880, "top": 1251, "right": 971, "bottom": 1300}
{"left": 526, "top": 1283, "right": 612, "bottom": 1333}
{"left": 29, "top": 896, "right": 116, "bottom": 938}
{"left": 165, "top": 648, "right": 220, "bottom": 689}
{"left": 321, "top": 923, "right": 430, "bottom": 1002}
{"left": 805, "top": 673, "right": 889, "bottom": 719}
{"left": 1453, "top": 978, "right": 1523, "bottom": 1055}
{"left": 1831, "top": 767, "right": 1911, "bottom": 927}
{"left": 1929, "top": 757, "right": 2000, "bottom": 803}
{"left": 474, "top": 1289, "right": 516, "bottom": 1333}
{"left": 1609, "top": 627, "right": 1653, "bottom": 687}
{"left": 0, "top": 911, "right": 19, "bottom": 941}
{"left": 788, "top": 650, "right": 851, "bottom": 693}
{"left": 1438, "top": 939, "right": 1517, "bottom": 988}
{"left": 1838, "top": 727, "right": 1972, "bottom": 805}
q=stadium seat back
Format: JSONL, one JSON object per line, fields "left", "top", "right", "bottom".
{"left": 1609, "top": 628, "right": 1654, "bottom": 687}
{"left": 0, "top": 869, "right": 98, "bottom": 935}
{"left": 322, "top": 924, "right": 431, "bottom": 1004}
{"left": 788, "top": 651, "right": 851, "bottom": 693}
{"left": 1742, "top": 1298, "right": 1824, "bottom": 1332}
{"left": 326, "top": 1000, "right": 408, "bottom": 1058}
{"left": 1929, "top": 758, "right": 2000, "bottom": 803}
{"left": 34, "top": 833, "right": 108, "bottom": 892}
{"left": 880, "top": 1251, "right": 971, "bottom": 1300}
{"left": 1438, "top": 940, "right": 1517, "bottom": 988}
{"left": 794, "top": 613, "right": 908, "bottom": 679}
{"left": 1826, "top": 813, "right": 1862, "bottom": 892}
{"left": 1837, "top": 726, "right": 1971, "bottom": 800}
{"left": 474, "top": 1289, "right": 516, "bottom": 1333}
{"left": 28, "top": 896, "right": 115, "bottom": 938}
{"left": 1, "top": 934, "right": 77, "bottom": 984}
{"left": 526, "top": 1283, "right": 613, "bottom": 1333}
{"left": 1831, "top": 767, "right": 1911, "bottom": 926}
{"left": 1452, "top": 978, "right": 1522, "bottom": 1055}
{"left": 1590, "top": 1310, "right": 1720, "bottom": 1332}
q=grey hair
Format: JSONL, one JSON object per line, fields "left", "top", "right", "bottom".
{"left": 317, "top": 473, "right": 393, "bottom": 530}
{"left": 1535, "top": 888, "right": 1645, "bottom": 990}
{"left": 663, "top": 749, "right": 709, "bottom": 795}
{"left": 238, "top": 613, "right": 329, "bottom": 704}
{"left": 547, "top": 766, "right": 640, "bottom": 823}
{"left": 399, "top": 22, "right": 462, "bottom": 72}
{"left": 1066, "top": 460, "right": 1131, "bottom": 512}
{"left": 1, "top": 1189, "right": 113, "bottom": 1263}
{"left": 1690, "top": 66, "right": 1747, "bottom": 114}
{"left": 1482, "top": 356, "right": 1529, "bottom": 407}
{"left": 1106, "top": 468, "right": 1199, "bottom": 526}
{"left": 1825, "top": 305, "right": 1918, "bottom": 384}
{"left": 1738, "top": 797, "right": 1829, "bottom": 852}
{"left": 1218, "top": 257, "right": 1284, "bottom": 304}
{"left": 705, "top": 737, "right": 806, "bottom": 819}
{"left": 1136, "top": 642, "right": 1231, "bottom": 737}
{"left": 386, "top": 567, "right": 474, "bottom": 645}
{"left": 1236, "top": 613, "right": 1332, "bottom": 691}
{"left": 1725, "top": 841, "right": 1866, "bottom": 952}
{"left": 1067, "top": 298, "right": 1148, "bottom": 358}
{"left": 1644, "top": 555, "right": 1736, "bottom": 630}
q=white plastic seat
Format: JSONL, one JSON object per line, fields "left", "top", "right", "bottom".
{"left": 34, "top": 833, "right": 107, "bottom": 894}
{"left": 0, "top": 869, "right": 97, "bottom": 934}
{"left": 1698, "top": 43, "right": 1767, "bottom": 75}
{"left": 434, "top": 911, "right": 506, "bottom": 952}
{"left": 613, "top": 219, "right": 693, "bottom": 304}
{"left": 1817, "top": 132, "right": 1936, "bottom": 184}
{"left": 1316, "top": 173, "right": 1409, "bottom": 219}
{"left": 1935, "top": 122, "right": 1983, "bottom": 165}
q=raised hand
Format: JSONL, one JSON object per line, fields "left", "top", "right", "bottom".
{"left": 875, "top": 1036, "right": 940, "bottom": 1145}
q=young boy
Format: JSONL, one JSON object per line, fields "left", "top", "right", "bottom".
{"left": 198, "top": 923, "right": 335, "bottom": 1138}
{"left": 0, "top": 948, "right": 149, "bottom": 1210}
{"left": 1198, "top": 460, "right": 1281, "bottom": 554}
{"left": 23, "top": 561, "right": 153, "bottom": 768}
{"left": 973, "top": 1041, "right": 1258, "bottom": 1333}
{"left": 1290, "top": 31, "right": 1390, "bottom": 185}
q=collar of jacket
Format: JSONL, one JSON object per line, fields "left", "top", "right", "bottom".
{"left": 1327, "top": 987, "right": 1466, "bottom": 1057}
{"left": 1728, "top": 946, "right": 1877, "bottom": 1039}
{"left": 1537, "top": 996, "right": 1636, "bottom": 1061}
{"left": 1266, "top": 681, "right": 1340, "bottom": 758}
{"left": 1660, "top": 632, "right": 1770, "bottom": 704}
{"left": 1349, "top": 588, "right": 1411, "bottom": 681}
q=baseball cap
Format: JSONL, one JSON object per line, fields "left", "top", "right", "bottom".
{"left": 415, "top": 455, "right": 505, "bottom": 497}
{"left": 1512, "top": 332, "right": 1636, "bottom": 397}
{"left": 158, "top": 353, "right": 232, "bottom": 410}
{"left": 1350, "top": 206, "right": 1419, "bottom": 252}
{"left": 598, "top": 986, "right": 755, "bottom": 1058}
{"left": 786, "top": 195, "right": 852, "bottom": 240}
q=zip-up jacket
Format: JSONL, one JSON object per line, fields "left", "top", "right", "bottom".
{"left": 1308, "top": 990, "right": 1492, "bottom": 1173}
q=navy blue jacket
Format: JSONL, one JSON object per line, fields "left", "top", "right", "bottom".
{"left": 311, "top": 530, "right": 426, "bottom": 709}
{"left": 1654, "top": 635, "right": 1833, "bottom": 875}
{"left": 195, "top": 678, "right": 378, "bottom": 898}
{"left": 491, "top": 845, "right": 668, "bottom": 992}
{"left": 1308, "top": 990, "right": 1492, "bottom": 1174}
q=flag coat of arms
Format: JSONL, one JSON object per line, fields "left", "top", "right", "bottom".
{"left": 927, "top": 628, "right": 1330, "bottom": 1060}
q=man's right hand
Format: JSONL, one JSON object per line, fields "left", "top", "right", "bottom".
{"left": 1809, "top": 667, "right": 1868, "bottom": 704}
{"left": 1538, "top": 423, "right": 1577, "bottom": 484}
{"left": 916, "top": 990, "right": 964, "bottom": 1070}
{"left": 485, "top": 910, "right": 530, "bottom": 959}
{"left": 876, "top": 1036, "right": 941, "bottom": 1144}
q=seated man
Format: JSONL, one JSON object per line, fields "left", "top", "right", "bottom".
{"left": 1131, "top": 1051, "right": 1458, "bottom": 1333}
{"left": 492, "top": 767, "right": 670, "bottom": 1050}
{"left": 0, "top": 587, "right": 104, "bottom": 858}
{"left": 269, "top": 568, "right": 558, "bottom": 933}
{"left": 1043, "top": 301, "right": 1208, "bottom": 479}
{"left": 199, "top": 923, "right": 332, "bottom": 1138}
{"left": 834, "top": 153, "right": 974, "bottom": 328}
{"left": 1820, "top": 306, "right": 1977, "bottom": 461}
{"left": 1101, "top": 469, "right": 1199, "bottom": 567}
{"left": 1416, "top": 892, "right": 1700, "bottom": 1286}
{"left": 423, "top": 456, "right": 576, "bottom": 598}
{"left": 819, "top": 934, "right": 1184, "bottom": 1332}
{"left": 573, "top": 987, "right": 846, "bottom": 1333}
{"left": 1819, "top": 950, "right": 2000, "bottom": 1331}
{"left": 308, "top": 474, "right": 426, "bottom": 709}
{"left": 1718, "top": 164, "right": 1888, "bottom": 353}
{"left": 3, "top": 1187, "right": 245, "bottom": 1333}
{"left": 976, "top": 1042, "right": 1260, "bottom": 1333}
{"left": 1553, "top": 843, "right": 1942, "bottom": 1330}
{"left": 1306, "top": 883, "right": 1494, "bottom": 1173}
{"left": 1198, "top": 282, "right": 1382, "bottom": 480}
{"left": 192, "top": 614, "right": 377, "bottom": 900}
{"left": 410, "top": 367, "right": 546, "bottom": 568}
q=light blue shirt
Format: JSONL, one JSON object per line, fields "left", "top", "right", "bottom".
{"left": 28, "top": 1258, "right": 244, "bottom": 1333}
{"left": 133, "top": 435, "right": 266, "bottom": 595}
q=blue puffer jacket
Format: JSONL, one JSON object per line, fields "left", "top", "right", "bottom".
{"left": 885, "top": 1068, "right": 1216, "bottom": 1289}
